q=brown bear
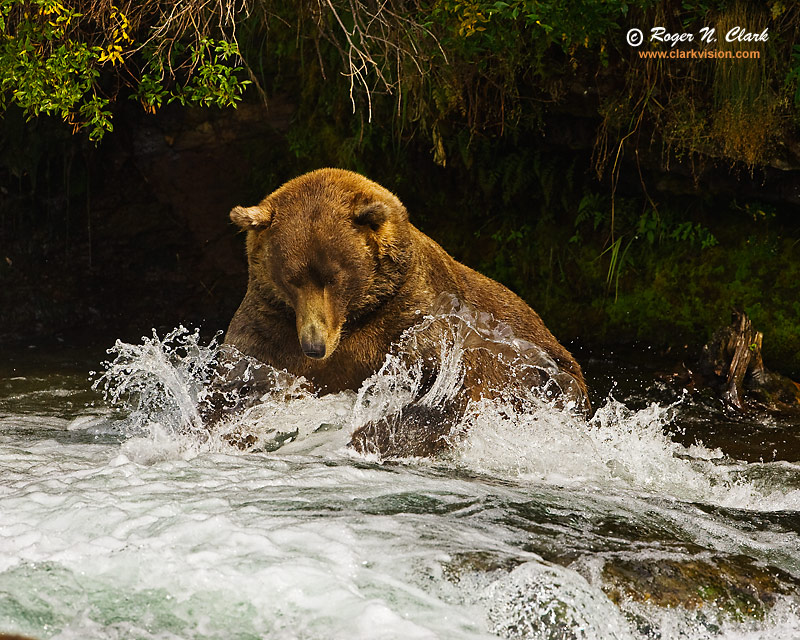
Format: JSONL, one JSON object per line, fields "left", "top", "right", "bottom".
{"left": 224, "top": 168, "right": 589, "bottom": 457}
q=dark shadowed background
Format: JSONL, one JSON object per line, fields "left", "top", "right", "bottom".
{"left": 1, "top": 1, "right": 799, "bottom": 374}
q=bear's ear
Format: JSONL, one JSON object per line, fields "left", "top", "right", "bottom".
{"left": 230, "top": 204, "right": 273, "bottom": 230}
{"left": 353, "top": 202, "right": 389, "bottom": 232}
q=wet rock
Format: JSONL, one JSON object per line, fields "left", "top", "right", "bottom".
{"left": 222, "top": 426, "right": 299, "bottom": 452}
{"left": 746, "top": 369, "right": 800, "bottom": 415}
{"left": 444, "top": 550, "right": 799, "bottom": 630}
{"left": 441, "top": 551, "right": 523, "bottom": 583}
{"left": 601, "top": 555, "right": 800, "bottom": 619}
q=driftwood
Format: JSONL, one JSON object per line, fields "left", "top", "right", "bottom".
{"left": 703, "top": 310, "right": 761, "bottom": 409}
{"left": 694, "top": 310, "right": 800, "bottom": 414}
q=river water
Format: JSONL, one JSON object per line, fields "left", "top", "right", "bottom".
{"left": 2, "top": 320, "right": 800, "bottom": 640}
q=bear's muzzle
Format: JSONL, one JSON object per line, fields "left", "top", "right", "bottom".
{"left": 299, "top": 328, "right": 327, "bottom": 359}
{"left": 294, "top": 285, "right": 342, "bottom": 360}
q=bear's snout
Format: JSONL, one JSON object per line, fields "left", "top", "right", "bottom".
{"left": 299, "top": 328, "right": 327, "bottom": 359}
{"left": 293, "top": 284, "right": 342, "bottom": 361}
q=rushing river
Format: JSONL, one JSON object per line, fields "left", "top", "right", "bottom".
{"left": 2, "top": 320, "right": 800, "bottom": 639}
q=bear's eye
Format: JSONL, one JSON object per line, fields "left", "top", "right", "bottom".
{"left": 354, "top": 203, "right": 387, "bottom": 232}
{"left": 285, "top": 274, "right": 304, "bottom": 289}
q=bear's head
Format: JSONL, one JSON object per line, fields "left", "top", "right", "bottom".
{"left": 230, "top": 169, "right": 413, "bottom": 360}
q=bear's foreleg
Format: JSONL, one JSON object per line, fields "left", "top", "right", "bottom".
{"left": 348, "top": 396, "right": 469, "bottom": 459}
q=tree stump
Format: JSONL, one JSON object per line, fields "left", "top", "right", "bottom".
{"left": 700, "top": 310, "right": 800, "bottom": 414}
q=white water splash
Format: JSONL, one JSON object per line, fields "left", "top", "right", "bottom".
{"left": 351, "top": 294, "right": 585, "bottom": 430}
{"left": 91, "top": 326, "right": 356, "bottom": 462}
{"left": 89, "top": 305, "right": 800, "bottom": 516}
{"left": 92, "top": 326, "right": 217, "bottom": 437}
{"left": 5, "top": 328, "right": 800, "bottom": 640}
{"left": 451, "top": 392, "right": 800, "bottom": 512}
{"left": 486, "top": 561, "right": 636, "bottom": 640}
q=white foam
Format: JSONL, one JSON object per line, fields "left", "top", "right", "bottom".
{"left": 486, "top": 561, "right": 636, "bottom": 640}
{"left": 0, "top": 439, "right": 502, "bottom": 639}
{"left": 3, "top": 425, "right": 800, "bottom": 639}
{"left": 89, "top": 320, "right": 800, "bottom": 512}
{"left": 3, "top": 318, "right": 795, "bottom": 638}
{"left": 449, "top": 394, "right": 800, "bottom": 512}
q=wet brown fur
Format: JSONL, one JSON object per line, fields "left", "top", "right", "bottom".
{"left": 226, "top": 169, "right": 588, "bottom": 455}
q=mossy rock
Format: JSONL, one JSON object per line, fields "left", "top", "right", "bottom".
{"left": 441, "top": 551, "right": 523, "bottom": 583}
{"left": 601, "top": 555, "right": 800, "bottom": 620}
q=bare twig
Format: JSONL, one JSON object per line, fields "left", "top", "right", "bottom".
{"left": 313, "top": 0, "right": 446, "bottom": 122}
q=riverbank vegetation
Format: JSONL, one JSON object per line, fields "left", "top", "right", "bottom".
{"left": 2, "top": 0, "right": 799, "bottom": 374}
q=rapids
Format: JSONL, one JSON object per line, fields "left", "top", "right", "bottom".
{"left": 2, "top": 305, "right": 800, "bottom": 639}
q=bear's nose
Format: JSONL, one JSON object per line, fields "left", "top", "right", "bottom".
{"left": 300, "top": 337, "right": 327, "bottom": 359}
